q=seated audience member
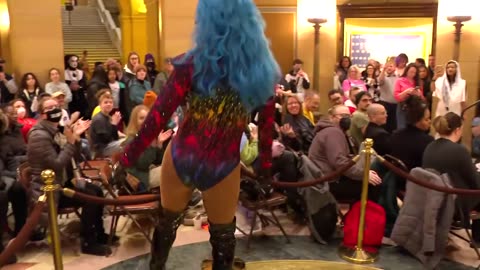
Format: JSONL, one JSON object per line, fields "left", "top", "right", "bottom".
{"left": 52, "top": 91, "right": 75, "bottom": 127}
{"left": 0, "top": 111, "right": 29, "bottom": 264}
{"left": 89, "top": 90, "right": 123, "bottom": 157}
{"left": 472, "top": 116, "right": 480, "bottom": 158}
{"left": 280, "top": 95, "right": 314, "bottom": 154}
{"left": 308, "top": 105, "right": 382, "bottom": 202}
{"left": 45, "top": 67, "right": 72, "bottom": 107}
{"left": 28, "top": 97, "right": 115, "bottom": 255}
{"left": 364, "top": 103, "right": 391, "bottom": 156}
{"left": 11, "top": 99, "right": 37, "bottom": 142}
{"left": 390, "top": 96, "right": 433, "bottom": 171}
{"left": 328, "top": 89, "right": 344, "bottom": 107}
{"left": 348, "top": 91, "right": 372, "bottom": 147}
{"left": 128, "top": 64, "right": 151, "bottom": 112}
{"left": 123, "top": 105, "right": 172, "bottom": 191}
{"left": 17, "top": 72, "right": 44, "bottom": 117}
{"left": 390, "top": 96, "right": 433, "bottom": 191}
{"left": 240, "top": 124, "right": 258, "bottom": 168}
{"left": 423, "top": 112, "right": 480, "bottom": 241}
{"left": 344, "top": 86, "right": 361, "bottom": 114}
{"left": 52, "top": 91, "right": 90, "bottom": 160}
{"left": 302, "top": 92, "right": 321, "bottom": 125}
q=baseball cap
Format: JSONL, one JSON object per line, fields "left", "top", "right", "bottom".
{"left": 52, "top": 91, "right": 66, "bottom": 98}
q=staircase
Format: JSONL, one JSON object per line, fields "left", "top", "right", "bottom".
{"left": 62, "top": 5, "right": 121, "bottom": 69}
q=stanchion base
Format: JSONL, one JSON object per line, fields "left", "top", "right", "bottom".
{"left": 338, "top": 245, "right": 378, "bottom": 264}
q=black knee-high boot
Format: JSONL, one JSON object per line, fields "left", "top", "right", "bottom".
{"left": 208, "top": 218, "right": 239, "bottom": 270}
{"left": 150, "top": 210, "right": 184, "bottom": 270}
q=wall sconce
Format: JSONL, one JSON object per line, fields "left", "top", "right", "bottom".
{"left": 307, "top": 18, "right": 327, "bottom": 91}
{"left": 447, "top": 15, "right": 471, "bottom": 61}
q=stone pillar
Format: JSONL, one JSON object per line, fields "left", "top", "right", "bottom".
{"left": 297, "top": 0, "right": 337, "bottom": 114}
{"left": 118, "top": 0, "right": 147, "bottom": 64}
{"left": 144, "top": 0, "right": 160, "bottom": 62}
{"left": 7, "top": 0, "right": 64, "bottom": 84}
{"left": 161, "top": 0, "right": 196, "bottom": 58}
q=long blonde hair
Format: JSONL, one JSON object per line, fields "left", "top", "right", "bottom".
{"left": 125, "top": 105, "right": 149, "bottom": 138}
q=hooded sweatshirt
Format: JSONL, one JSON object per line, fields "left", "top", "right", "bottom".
{"left": 434, "top": 60, "right": 465, "bottom": 117}
{"left": 308, "top": 119, "right": 363, "bottom": 181}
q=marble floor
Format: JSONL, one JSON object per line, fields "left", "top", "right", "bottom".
{"left": 2, "top": 206, "right": 480, "bottom": 270}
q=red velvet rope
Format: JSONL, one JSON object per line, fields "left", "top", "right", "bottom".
{"left": 0, "top": 198, "right": 46, "bottom": 267}
{"left": 379, "top": 157, "right": 480, "bottom": 196}
{"left": 241, "top": 159, "right": 357, "bottom": 188}
{"left": 63, "top": 188, "right": 159, "bottom": 205}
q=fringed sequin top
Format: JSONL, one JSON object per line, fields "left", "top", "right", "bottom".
{"left": 120, "top": 55, "right": 275, "bottom": 191}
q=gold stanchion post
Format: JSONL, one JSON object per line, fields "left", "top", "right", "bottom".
{"left": 339, "top": 138, "right": 379, "bottom": 264}
{"left": 41, "top": 169, "right": 63, "bottom": 270}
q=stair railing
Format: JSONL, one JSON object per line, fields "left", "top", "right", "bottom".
{"left": 94, "top": 0, "right": 122, "bottom": 56}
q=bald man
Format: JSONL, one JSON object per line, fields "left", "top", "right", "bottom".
{"left": 364, "top": 103, "right": 391, "bottom": 155}
{"left": 303, "top": 93, "right": 320, "bottom": 124}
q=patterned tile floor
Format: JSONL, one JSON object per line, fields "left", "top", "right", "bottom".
{"left": 2, "top": 207, "right": 480, "bottom": 270}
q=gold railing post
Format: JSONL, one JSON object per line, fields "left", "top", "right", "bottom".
{"left": 41, "top": 169, "right": 63, "bottom": 270}
{"left": 339, "top": 138, "right": 379, "bottom": 264}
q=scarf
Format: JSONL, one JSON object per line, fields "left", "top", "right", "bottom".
{"left": 440, "top": 76, "right": 452, "bottom": 111}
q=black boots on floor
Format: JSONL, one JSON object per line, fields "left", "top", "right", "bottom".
{"left": 150, "top": 210, "right": 184, "bottom": 270}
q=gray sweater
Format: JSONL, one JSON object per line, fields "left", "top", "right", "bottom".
{"left": 308, "top": 120, "right": 363, "bottom": 181}
{"left": 27, "top": 120, "right": 78, "bottom": 200}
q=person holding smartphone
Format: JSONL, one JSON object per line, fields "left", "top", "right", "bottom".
{"left": 394, "top": 63, "right": 423, "bottom": 130}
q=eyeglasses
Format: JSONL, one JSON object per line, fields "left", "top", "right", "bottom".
{"left": 287, "top": 102, "right": 300, "bottom": 106}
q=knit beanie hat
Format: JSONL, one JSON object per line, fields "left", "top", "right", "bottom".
{"left": 143, "top": 90, "right": 158, "bottom": 108}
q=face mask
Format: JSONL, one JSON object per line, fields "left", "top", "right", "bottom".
{"left": 16, "top": 107, "right": 26, "bottom": 119}
{"left": 146, "top": 62, "right": 155, "bottom": 69}
{"left": 339, "top": 117, "right": 351, "bottom": 131}
{"left": 45, "top": 108, "right": 62, "bottom": 123}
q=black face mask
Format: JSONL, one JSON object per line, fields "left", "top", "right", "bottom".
{"left": 339, "top": 117, "right": 351, "bottom": 131}
{"left": 45, "top": 108, "right": 62, "bottom": 123}
{"left": 146, "top": 62, "right": 155, "bottom": 70}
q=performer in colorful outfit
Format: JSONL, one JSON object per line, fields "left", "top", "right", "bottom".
{"left": 119, "top": 0, "right": 279, "bottom": 269}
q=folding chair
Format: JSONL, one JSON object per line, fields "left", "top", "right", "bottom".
{"left": 449, "top": 206, "right": 480, "bottom": 259}
{"left": 237, "top": 164, "right": 291, "bottom": 250}
{"left": 97, "top": 162, "right": 159, "bottom": 245}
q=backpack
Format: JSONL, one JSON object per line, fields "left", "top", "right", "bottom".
{"left": 343, "top": 200, "right": 386, "bottom": 252}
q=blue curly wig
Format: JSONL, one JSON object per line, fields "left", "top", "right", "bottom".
{"left": 183, "top": 0, "right": 280, "bottom": 112}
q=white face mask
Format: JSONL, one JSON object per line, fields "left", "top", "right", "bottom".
{"left": 69, "top": 57, "right": 79, "bottom": 69}
{"left": 16, "top": 107, "right": 26, "bottom": 119}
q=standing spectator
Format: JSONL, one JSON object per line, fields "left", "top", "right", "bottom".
{"left": 0, "top": 58, "right": 18, "bottom": 105}
{"left": 285, "top": 59, "right": 310, "bottom": 96}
